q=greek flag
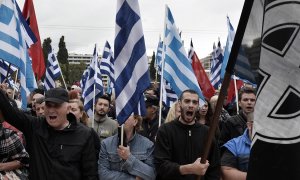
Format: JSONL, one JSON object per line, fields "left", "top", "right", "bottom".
{"left": 100, "top": 41, "right": 114, "bottom": 93}
{"left": 162, "top": 79, "right": 178, "bottom": 107}
{"left": 0, "top": 0, "right": 36, "bottom": 109}
{"left": 83, "top": 44, "right": 103, "bottom": 118}
{"left": 44, "top": 46, "right": 62, "bottom": 90}
{"left": 0, "top": 60, "right": 15, "bottom": 82}
{"left": 155, "top": 37, "right": 163, "bottom": 74}
{"left": 210, "top": 41, "right": 223, "bottom": 89}
{"left": 80, "top": 65, "right": 89, "bottom": 97}
{"left": 163, "top": 5, "right": 205, "bottom": 105}
{"left": 221, "top": 16, "right": 235, "bottom": 79}
{"left": 114, "top": 0, "right": 151, "bottom": 124}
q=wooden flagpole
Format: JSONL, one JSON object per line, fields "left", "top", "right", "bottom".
{"left": 197, "top": 0, "right": 254, "bottom": 179}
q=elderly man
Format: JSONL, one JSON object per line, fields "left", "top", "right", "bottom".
{"left": 0, "top": 86, "right": 98, "bottom": 180}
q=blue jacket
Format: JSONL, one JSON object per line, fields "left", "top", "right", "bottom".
{"left": 98, "top": 133, "right": 156, "bottom": 180}
{"left": 223, "top": 129, "right": 251, "bottom": 172}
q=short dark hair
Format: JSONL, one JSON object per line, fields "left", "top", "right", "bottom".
{"left": 238, "top": 87, "right": 256, "bottom": 101}
{"left": 96, "top": 94, "right": 111, "bottom": 105}
{"left": 179, "top": 89, "right": 199, "bottom": 101}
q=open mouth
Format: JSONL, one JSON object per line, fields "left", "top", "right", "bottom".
{"left": 49, "top": 116, "right": 57, "bottom": 120}
{"left": 186, "top": 111, "right": 194, "bottom": 117}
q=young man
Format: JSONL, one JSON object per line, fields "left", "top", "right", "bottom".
{"left": 219, "top": 87, "right": 256, "bottom": 147}
{"left": 221, "top": 113, "right": 254, "bottom": 180}
{"left": 0, "top": 86, "right": 98, "bottom": 180}
{"left": 154, "top": 89, "right": 220, "bottom": 180}
{"left": 93, "top": 94, "right": 118, "bottom": 142}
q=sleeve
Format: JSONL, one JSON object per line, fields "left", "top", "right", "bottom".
{"left": 91, "top": 128, "right": 101, "bottom": 161}
{"left": 6, "top": 131, "right": 29, "bottom": 167}
{"left": 221, "top": 149, "right": 238, "bottom": 168}
{"left": 154, "top": 125, "right": 181, "bottom": 179}
{"left": 122, "top": 142, "right": 156, "bottom": 180}
{"left": 205, "top": 138, "right": 221, "bottom": 180}
{"left": 98, "top": 140, "right": 135, "bottom": 180}
{"left": 0, "top": 90, "right": 35, "bottom": 136}
{"left": 81, "top": 130, "right": 98, "bottom": 180}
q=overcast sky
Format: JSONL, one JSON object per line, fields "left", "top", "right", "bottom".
{"left": 17, "top": 0, "right": 244, "bottom": 58}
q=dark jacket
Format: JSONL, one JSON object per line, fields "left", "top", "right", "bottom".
{"left": 154, "top": 119, "right": 220, "bottom": 180}
{"left": 140, "top": 114, "right": 159, "bottom": 142}
{"left": 0, "top": 90, "right": 98, "bottom": 180}
{"left": 219, "top": 111, "right": 247, "bottom": 147}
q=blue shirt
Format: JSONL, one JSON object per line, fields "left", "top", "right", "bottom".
{"left": 98, "top": 133, "right": 156, "bottom": 180}
{"left": 222, "top": 129, "right": 251, "bottom": 172}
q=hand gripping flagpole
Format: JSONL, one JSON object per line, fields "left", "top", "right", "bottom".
{"left": 196, "top": 0, "right": 254, "bottom": 179}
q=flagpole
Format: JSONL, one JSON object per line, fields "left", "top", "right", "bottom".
{"left": 196, "top": 0, "right": 254, "bottom": 179}
{"left": 92, "top": 82, "right": 96, "bottom": 128}
{"left": 58, "top": 62, "right": 67, "bottom": 90}
{"left": 233, "top": 74, "right": 239, "bottom": 114}
{"left": 12, "top": 69, "right": 19, "bottom": 100}
{"left": 158, "top": 5, "right": 168, "bottom": 127}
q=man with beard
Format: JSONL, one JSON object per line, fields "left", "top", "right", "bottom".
{"left": 219, "top": 87, "right": 256, "bottom": 147}
{"left": 154, "top": 89, "right": 220, "bottom": 180}
{"left": 93, "top": 94, "right": 118, "bottom": 142}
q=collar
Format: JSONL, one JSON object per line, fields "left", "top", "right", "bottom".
{"left": 94, "top": 114, "right": 108, "bottom": 123}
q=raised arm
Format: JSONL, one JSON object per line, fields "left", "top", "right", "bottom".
{"left": 0, "top": 88, "right": 35, "bottom": 135}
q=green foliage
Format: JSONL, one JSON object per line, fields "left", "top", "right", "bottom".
{"left": 42, "top": 37, "right": 52, "bottom": 68}
{"left": 149, "top": 51, "right": 156, "bottom": 81}
{"left": 57, "top": 36, "right": 69, "bottom": 83}
{"left": 69, "top": 62, "right": 87, "bottom": 84}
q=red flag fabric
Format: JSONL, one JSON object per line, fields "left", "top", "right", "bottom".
{"left": 22, "top": 0, "right": 45, "bottom": 80}
{"left": 226, "top": 78, "right": 243, "bottom": 105}
{"left": 190, "top": 41, "right": 215, "bottom": 99}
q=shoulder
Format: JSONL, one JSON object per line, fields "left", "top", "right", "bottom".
{"left": 106, "top": 117, "right": 118, "bottom": 126}
{"left": 101, "top": 134, "right": 118, "bottom": 149}
{"left": 223, "top": 135, "right": 244, "bottom": 156}
{"left": 135, "top": 133, "right": 154, "bottom": 147}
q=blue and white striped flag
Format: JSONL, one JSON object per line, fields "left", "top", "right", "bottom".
{"left": 114, "top": 0, "right": 151, "bottom": 125}
{"left": 162, "top": 79, "right": 178, "bottom": 108}
{"left": 83, "top": 44, "right": 103, "bottom": 118}
{"left": 100, "top": 41, "right": 114, "bottom": 93}
{"left": 80, "top": 65, "right": 89, "bottom": 97}
{"left": 221, "top": 16, "right": 235, "bottom": 80}
{"left": 0, "top": 60, "right": 16, "bottom": 82}
{"left": 155, "top": 37, "right": 163, "bottom": 74}
{"left": 0, "top": 0, "right": 36, "bottom": 109}
{"left": 210, "top": 41, "right": 223, "bottom": 89}
{"left": 44, "top": 47, "right": 62, "bottom": 90}
{"left": 163, "top": 5, "right": 205, "bottom": 105}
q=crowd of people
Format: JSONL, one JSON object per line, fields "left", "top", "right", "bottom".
{"left": 0, "top": 82, "right": 256, "bottom": 180}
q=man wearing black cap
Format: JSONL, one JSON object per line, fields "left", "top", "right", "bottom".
{"left": 140, "top": 94, "right": 160, "bottom": 142}
{"left": 0, "top": 86, "right": 98, "bottom": 180}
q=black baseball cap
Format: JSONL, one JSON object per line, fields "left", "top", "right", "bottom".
{"left": 45, "top": 88, "right": 69, "bottom": 104}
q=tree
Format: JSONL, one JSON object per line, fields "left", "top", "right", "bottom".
{"left": 57, "top": 36, "right": 69, "bottom": 83}
{"left": 149, "top": 51, "right": 156, "bottom": 81}
{"left": 42, "top": 38, "right": 52, "bottom": 65}
{"left": 41, "top": 37, "right": 52, "bottom": 80}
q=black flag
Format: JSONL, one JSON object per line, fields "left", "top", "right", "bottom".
{"left": 247, "top": 0, "right": 300, "bottom": 179}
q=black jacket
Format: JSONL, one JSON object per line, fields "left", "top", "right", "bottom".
{"left": 219, "top": 111, "right": 247, "bottom": 147}
{"left": 0, "top": 90, "right": 98, "bottom": 180}
{"left": 154, "top": 119, "right": 220, "bottom": 180}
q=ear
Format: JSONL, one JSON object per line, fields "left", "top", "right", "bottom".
{"left": 66, "top": 103, "right": 71, "bottom": 114}
{"left": 133, "top": 118, "right": 138, "bottom": 126}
